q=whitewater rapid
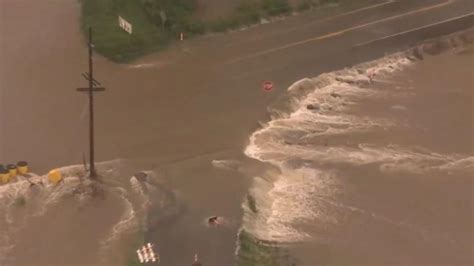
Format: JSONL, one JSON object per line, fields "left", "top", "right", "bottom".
{"left": 240, "top": 33, "right": 474, "bottom": 248}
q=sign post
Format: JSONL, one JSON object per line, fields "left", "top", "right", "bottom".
{"left": 159, "top": 10, "right": 167, "bottom": 29}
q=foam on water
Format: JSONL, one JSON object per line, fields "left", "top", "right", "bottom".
{"left": 125, "top": 61, "right": 171, "bottom": 69}
{"left": 99, "top": 187, "right": 138, "bottom": 247}
{"left": 239, "top": 49, "right": 472, "bottom": 252}
{"left": 242, "top": 166, "right": 342, "bottom": 243}
{"left": 98, "top": 170, "right": 165, "bottom": 265}
{"left": 211, "top": 159, "right": 242, "bottom": 171}
{"left": 0, "top": 164, "right": 85, "bottom": 263}
{"left": 0, "top": 160, "right": 174, "bottom": 266}
{"left": 431, "top": 156, "right": 474, "bottom": 173}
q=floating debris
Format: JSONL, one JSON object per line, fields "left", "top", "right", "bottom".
{"left": 137, "top": 242, "right": 159, "bottom": 264}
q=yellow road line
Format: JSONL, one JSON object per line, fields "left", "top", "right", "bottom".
{"left": 225, "top": 0, "right": 455, "bottom": 65}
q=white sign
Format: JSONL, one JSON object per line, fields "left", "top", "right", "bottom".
{"left": 118, "top": 16, "right": 133, "bottom": 34}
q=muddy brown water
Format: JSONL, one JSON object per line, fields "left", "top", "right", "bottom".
{"left": 287, "top": 49, "right": 473, "bottom": 266}
{"left": 1, "top": 0, "right": 473, "bottom": 265}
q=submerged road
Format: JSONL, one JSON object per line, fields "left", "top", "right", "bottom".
{"left": 1, "top": 0, "right": 473, "bottom": 172}
{"left": 0, "top": 0, "right": 473, "bottom": 265}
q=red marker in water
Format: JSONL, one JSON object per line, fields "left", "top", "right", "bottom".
{"left": 262, "top": 81, "right": 274, "bottom": 92}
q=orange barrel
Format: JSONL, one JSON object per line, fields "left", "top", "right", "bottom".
{"left": 17, "top": 161, "right": 29, "bottom": 175}
{"left": 0, "top": 166, "right": 10, "bottom": 183}
{"left": 7, "top": 164, "right": 17, "bottom": 179}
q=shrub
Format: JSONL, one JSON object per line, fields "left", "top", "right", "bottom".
{"left": 184, "top": 20, "right": 206, "bottom": 35}
{"left": 262, "top": 0, "right": 292, "bottom": 16}
{"left": 297, "top": 0, "right": 313, "bottom": 11}
{"left": 235, "top": 0, "right": 262, "bottom": 25}
{"left": 247, "top": 194, "right": 258, "bottom": 213}
{"left": 142, "top": 0, "right": 198, "bottom": 34}
{"left": 209, "top": 17, "right": 241, "bottom": 32}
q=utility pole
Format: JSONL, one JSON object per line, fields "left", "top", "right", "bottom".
{"left": 76, "top": 27, "right": 105, "bottom": 179}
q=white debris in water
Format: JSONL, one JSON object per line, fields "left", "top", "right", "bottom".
{"left": 391, "top": 104, "right": 408, "bottom": 111}
{"left": 137, "top": 242, "right": 159, "bottom": 263}
{"left": 211, "top": 159, "right": 241, "bottom": 171}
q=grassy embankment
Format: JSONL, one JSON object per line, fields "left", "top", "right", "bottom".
{"left": 237, "top": 229, "right": 297, "bottom": 266}
{"left": 81, "top": 0, "right": 168, "bottom": 62}
{"left": 234, "top": 194, "right": 296, "bottom": 265}
{"left": 80, "top": 0, "right": 372, "bottom": 62}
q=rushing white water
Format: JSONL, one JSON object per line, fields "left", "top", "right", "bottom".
{"left": 240, "top": 46, "right": 473, "bottom": 247}
{"left": 0, "top": 160, "right": 177, "bottom": 266}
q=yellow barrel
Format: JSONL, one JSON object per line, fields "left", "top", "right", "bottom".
{"left": 17, "top": 161, "right": 29, "bottom": 175}
{"left": 0, "top": 166, "right": 10, "bottom": 184}
{"left": 47, "top": 169, "right": 62, "bottom": 184}
{"left": 7, "top": 164, "right": 17, "bottom": 179}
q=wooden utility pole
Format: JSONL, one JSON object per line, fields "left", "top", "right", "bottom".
{"left": 76, "top": 27, "right": 105, "bottom": 179}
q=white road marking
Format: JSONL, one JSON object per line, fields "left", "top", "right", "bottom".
{"left": 354, "top": 12, "right": 474, "bottom": 47}
{"left": 225, "top": 0, "right": 455, "bottom": 64}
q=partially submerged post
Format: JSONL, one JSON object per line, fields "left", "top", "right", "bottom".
{"left": 76, "top": 27, "right": 105, "bottom": 179}
{"left": 192, "top": 253, "right": 202, "bottom": 266}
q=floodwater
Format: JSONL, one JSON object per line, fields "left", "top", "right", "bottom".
{"left": 0, "top": 0, "right": 473, "bottom": 265}
{"left": 0, "top": 0, "right": 258, "bottom": 265}
{"left": 243, "top": 39, "right": 473, "bottom": 265}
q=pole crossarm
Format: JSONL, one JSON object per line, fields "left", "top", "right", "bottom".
{"left": 76, "top": 87, "right": 106, "bottom": 92}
